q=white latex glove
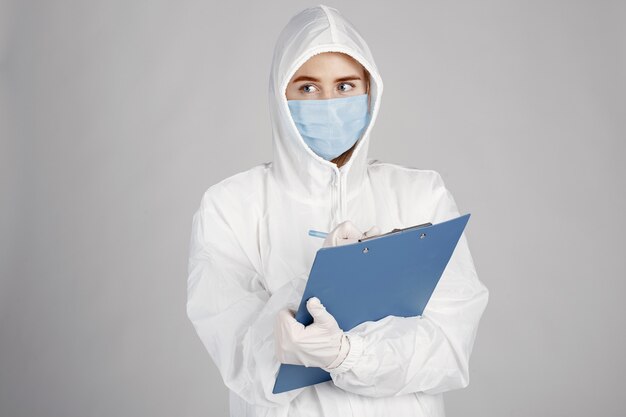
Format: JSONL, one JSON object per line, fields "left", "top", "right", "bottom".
{"left": 322, "top": 221, "right": 381, "bottom": 248}
{"left": 274, "top": 297, "right": 350, "bottom": 369}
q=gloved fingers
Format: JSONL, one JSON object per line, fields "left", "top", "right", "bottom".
{"left": 323, "top": 235, "right": 358, "bottom": 248}
{"left": 323, "top": 220, "right": 364, "bottom": 247}
{"left": 306, "top": 297, "right": 338, "bottom": 327}
{"left": 335, "top": 237, "right": 360, "bottom": 247}
{"left": 363, "top": 225, "right": 381, "bottom": 238}
{"left": 335, "top": 220, "right": 364, "bottom": 240}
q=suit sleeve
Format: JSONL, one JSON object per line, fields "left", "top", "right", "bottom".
{"left": 186, "top": 190, "right": 306, "bottom": 407}
{"left": 328, "top": 172, "right": 489, "bottom": 397}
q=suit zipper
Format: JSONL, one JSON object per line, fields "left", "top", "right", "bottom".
{"left": 333, "top": 169, "right": 345, "bottom": 223}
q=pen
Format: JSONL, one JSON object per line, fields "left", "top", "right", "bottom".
{"left": 308, "top": 229, "right": 328, "bottom": 239}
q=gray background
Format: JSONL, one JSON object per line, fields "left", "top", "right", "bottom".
{"left": 1, "top": 1, "right": 624, "bottom": 416}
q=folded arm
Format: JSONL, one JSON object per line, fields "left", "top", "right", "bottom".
{"left": 186, "top": 191, "right": 305, "bottom": 407}
{"left": 329, "top": 173, "right": 489, "bottom": 397}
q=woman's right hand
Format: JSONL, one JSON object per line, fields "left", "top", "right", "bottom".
{"left": 322, "top": 221, "right": 380, "bottom": 248}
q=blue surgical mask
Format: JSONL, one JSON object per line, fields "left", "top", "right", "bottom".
{"left": 287, "top": 93, "right": 371, "bottom": 161}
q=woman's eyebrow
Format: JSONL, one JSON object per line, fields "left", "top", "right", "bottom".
{"left": 335, "top": 75, "right": 362, "bottom": 82}
{"left": 291, "top": 75, "right": 362, "bottom": 83}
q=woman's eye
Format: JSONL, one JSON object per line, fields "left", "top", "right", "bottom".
{"left": 338, "top": 82, "right": 355, "bottom": 92}
{"left": 300, "top": 84, "right": 318, "bottom": 93}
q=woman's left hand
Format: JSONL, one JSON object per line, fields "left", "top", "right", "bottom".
{"left": 274, "top": 297, "right": 349, "bottom": 369}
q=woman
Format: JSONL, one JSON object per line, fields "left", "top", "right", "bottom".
{"left": 186, "top": 5, "right": 489, "bottom": 417}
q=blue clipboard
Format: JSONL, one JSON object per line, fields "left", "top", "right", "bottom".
{"left": 272, "top": 213, "right": 471, "bottom": 394}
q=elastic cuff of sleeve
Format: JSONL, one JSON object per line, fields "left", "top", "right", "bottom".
{"left": 325, "top": 333, "right": 364, "bottom": 375}
{"left": 323, "top": 334, "right": 350, "bottom": 370}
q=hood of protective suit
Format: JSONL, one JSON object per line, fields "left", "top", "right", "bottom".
{"left": 268, "top": 4, "right": 383, "bottom": 199}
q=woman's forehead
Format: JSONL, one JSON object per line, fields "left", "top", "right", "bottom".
{"left": 291, "top": 52, "right": 365, "bottom": 80}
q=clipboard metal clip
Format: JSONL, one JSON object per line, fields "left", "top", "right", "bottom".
{"left": 358, "top": 222, "right": 433, "bottom": 243}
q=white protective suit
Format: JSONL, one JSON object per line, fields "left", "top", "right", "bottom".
{"left": 186, "top": 4, "right": 489, "bottom": 417}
